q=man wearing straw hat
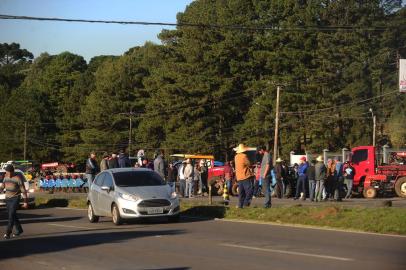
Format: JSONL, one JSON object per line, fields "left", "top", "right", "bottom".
{"left": 234, "top": 144, "right": 255, "bottom": 208}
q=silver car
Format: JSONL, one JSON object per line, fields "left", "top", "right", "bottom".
{"left": 87, "top": 168, "right": 180, "bottom": 225}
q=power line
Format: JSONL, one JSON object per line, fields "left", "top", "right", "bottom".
{"left": 0, "top": 14, "right": 393, "bottom": 32}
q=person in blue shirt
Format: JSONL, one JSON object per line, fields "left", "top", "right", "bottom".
{"left": 294, "top": 156, "right": 309, "bottom": 200}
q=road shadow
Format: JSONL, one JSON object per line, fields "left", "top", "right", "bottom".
{"left": 0, "top": 229, "right": 185, "bottom": 260}
{"left": 0, "top": 211, "right": 82, "bottom": 226}
{"left": 181, "top": 205, "right": 226, "bottom": 219}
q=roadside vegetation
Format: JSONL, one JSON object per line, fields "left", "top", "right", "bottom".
{"left": 34, "top": 195, "right": 406, "bottom": 235}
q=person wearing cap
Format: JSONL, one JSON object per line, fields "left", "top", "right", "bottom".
{"left": 274, "top": 157, "right": 286, "bottom": 198}
{"left": 100, "top": 152, "right": 110, "bottom": 171}
{"left": 234, "top": 144, "right": 255, "bottom": 208}
{"left": 294, "top": 156, "right": 308, "bottom": 200}
{"left": 118, "top": 149, "right": 131, "bottom": 168}
{"left": 0, "top": 165, "right": 28, "bottom": 239}
{"left": 259, "top": 146, "right": 273, "bottom": 208}
{"left": 315, "top": 155, "right": 327, "bottom": 202}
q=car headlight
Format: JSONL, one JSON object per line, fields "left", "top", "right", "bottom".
{"left": 119, "top": 193, "right": 139, "bottom": 202}
{"left": 170, "top": 192, "right": 178, "bottom": 199}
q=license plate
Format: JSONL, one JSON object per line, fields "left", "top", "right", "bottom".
{"left": 147, "top": 208, "right": 164, "bottom": 214}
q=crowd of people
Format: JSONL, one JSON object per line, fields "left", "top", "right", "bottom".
{"left": 232, "top": 143, "right": 356, "bottom": 208}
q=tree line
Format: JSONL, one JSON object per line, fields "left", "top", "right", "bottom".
{"left": 0, "top": 0, "right": 405, "bottom": 164}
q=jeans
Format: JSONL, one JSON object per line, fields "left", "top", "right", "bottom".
{"left": 308, "top": 180, "right": 316, "bottom": 200}
{"left": 179, "top": 179, "right": 186, "bottom": 197}
{"left": 185, "top": 180, "right": 194, "bottom": 197}
{"left": 334, "top": 176, "right": 344, "bottom": 200}
{"left": 262, "top": 175, "right": 272, "bottom": 207}
{"left": 344, "top": 179, "right": 353, "bottom": 198}
{"left": 198, "top": 175, "right": 203, "bottom": 194}
{"left": 6, "top": 196, "right": 23, "bottom": 235}
{"left": 275, "top": 179, "right": 284, "bottom": 198}
{"left": 315, "top": 180, "right": 325, "bottom": 201}
{"left": 295, "top": 175, "right": 307, "bottom": 199}
{"left": 237, "top": 178, "right": 253, "bottom": 208}
{"left": 85, "top": 174, "right": 95, "bottom": 188}
{"left": 253, "top": 181, "right": 260, "bottom": 197}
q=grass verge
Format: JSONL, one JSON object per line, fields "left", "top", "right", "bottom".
{"left": 180, "top": 202, "right": 406, "bottom": 235}
{"left": 34, "top": 195, "right": 406, "bottom": 235}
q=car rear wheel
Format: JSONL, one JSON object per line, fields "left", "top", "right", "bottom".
{"left": 112, "top": 204, "right": 123, "bottom": 225}
{"left": 88, "top": 203, "right": 99, "bottom": 223}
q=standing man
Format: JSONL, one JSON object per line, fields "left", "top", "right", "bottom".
{"left": 1, "top": 165, "right": 28, "bottom": 239}
{"left": 274, "top": 158, "right": 285, "bottom": 199}
{"left": 307, "top": 160, "right": 316, "bottom": 201}
{"left": 167, "top": 163, "right": 177, "bottom": 193}
{"left": 108, "top": 152, "right": 119, "bottom": 169}
{"left": 183, "top": 159, "right": 194, "bottom": 198}
{"left": 100, "top": 152, "right": 109, "bottom": 171}
{"left": 334, "top": 157, "right": 344, "bottom": 201}
{"left": 294, "top": 156, "right": 308, "bottom": 200}
{"left": 85, "top": 152, "right": 99, "bottom": 187}
{"left": 315, "top": 155, "right": 327, "bottom": 202}
{"left": 178, "top": 160, "right": 186, "bottom": 197}
{"left": 259, "top": 146, "right": 273, "bottom": 208}
{"left": 234, "top": 144, "right": 255, "bottom": 209}
{"left": 154, "top": 149, "right": 166, "bottom": 180}
{"left": 118, "top": 149, "right": 131, "bottom": 168}
{"left": 223, "top": 161, "right": 234, "bottom": 196}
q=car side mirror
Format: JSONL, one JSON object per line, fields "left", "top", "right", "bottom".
{"left": 101, "top": 186, "right": 111, "bottom": 192}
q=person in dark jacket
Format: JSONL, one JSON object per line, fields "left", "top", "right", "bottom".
{"left": 307, "top": 160, "right": 316, "bottom": 201}
{"left": 118, "top": 150, "right": 131, "bottom": 168}
{"left": 85, "top": 152, "right": 99, "bottom": 187}
{"left": 294, "top": 156, "right": 308, "bottom": 200}
{"left": 108, "top": 153, "right": 119, "bottom": 169}
{"left": 167, "top": 163, "right": 177, "bottom": 192}
{"left": 274, "top": 158, "right": 285, "bottom": 198}
{"left": 315, "top": 155, "right": 327, "bottom": 202}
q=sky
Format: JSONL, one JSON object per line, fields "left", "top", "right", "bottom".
{"left": 0, "top": 0, "right": 194, "bottom": 61}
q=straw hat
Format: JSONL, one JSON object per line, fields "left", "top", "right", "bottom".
{"left": 233, "top": 143, "right": 249, "bottom": 154}
{"left": 276, "top": 157, "right": 283, "bottom": 163}
{"left": 316, "top": 155, "right": 323, "bottom": 162}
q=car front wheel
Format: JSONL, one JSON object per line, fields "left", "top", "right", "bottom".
{"left": 112, "top": 204, "right": 123, "bottom": 225}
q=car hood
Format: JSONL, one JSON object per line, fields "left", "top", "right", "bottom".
{"left": 116, "top": 185, "right": 172, "bottom": 200}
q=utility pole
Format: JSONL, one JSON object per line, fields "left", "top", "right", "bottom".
{"left": 23, "top": 121, "right": 27, "bottom": 160}
{"left": 273, "top": 85, "right": 281, "bottom": 165}
{"left": 369, "top": 108, "right": 376, "bottom": 147}
{"left": 128, "top": 110, "right": 133, "bottom": 158}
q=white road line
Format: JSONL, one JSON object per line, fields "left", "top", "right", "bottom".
{"left": 214, "top": 218, "right": 406, "bottom": 238}
{"left": 220, "top": 243, "right": 354, "bottom": 262}
{"left": 47, "top": 223, "right": 93, "bottom": 230}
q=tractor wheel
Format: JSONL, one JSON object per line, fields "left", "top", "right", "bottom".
{"left": 394, "top": 177, "right": 406, "bottom": 198}
{"left": 363, "top": 187, "right": 377, "bottom": 199}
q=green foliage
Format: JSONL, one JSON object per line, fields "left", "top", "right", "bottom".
{"left": 1, "top": 1, "right": 405, "bottom": 164}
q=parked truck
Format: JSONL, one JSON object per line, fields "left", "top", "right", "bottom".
{"left": 350, "top": 145, "right": 406, "bottom": 198}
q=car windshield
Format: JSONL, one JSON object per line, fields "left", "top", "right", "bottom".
{"left": 113, "top": 171, "right": 165, "bottom": 187}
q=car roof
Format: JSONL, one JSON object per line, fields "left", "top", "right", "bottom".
{"left": 0, "top": 169, "right": 24, "bottom": 173}
{"left": 104, "top": 168, "right": 153, "bottom": 174}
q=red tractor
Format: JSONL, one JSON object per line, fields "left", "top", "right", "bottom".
{"left": 350, "top": 146, "right": 406, "bottom": 198}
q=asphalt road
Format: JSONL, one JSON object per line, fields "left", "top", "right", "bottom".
{"left": 0, "top": 207, "right": 405, "bottom": 270}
